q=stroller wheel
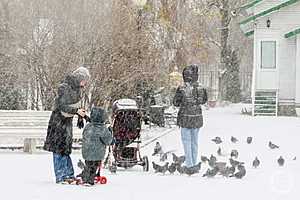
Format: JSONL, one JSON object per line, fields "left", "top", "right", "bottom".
{"left": 142, "top": 156, "right": 149, "bottom": 172}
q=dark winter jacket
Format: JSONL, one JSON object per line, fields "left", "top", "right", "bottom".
{"left": 173, "top": 65, "right": 208, "bottom": 128}
{"left": 82, "top": 107, "right": 113, "bottom": 161}
{"left": 43, "top": 74, "right": 82, "bottom": 155}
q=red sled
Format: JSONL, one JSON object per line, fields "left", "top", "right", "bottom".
{"left": 77, "top": 161, "right": 108, "bottom": 185}
{"left": 95, "top": 176, "right": 107, "bottom": 184}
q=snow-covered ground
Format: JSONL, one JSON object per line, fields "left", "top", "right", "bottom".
{"left": 1, "top": 104, "right": 300, "bottom": 200}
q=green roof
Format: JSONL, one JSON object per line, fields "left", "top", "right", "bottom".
{"left": 285, "top": 27, "right": 300, "bottom": 38}
{"left": 241, "top": 0, "right": 263, "bottom": 10}
{"left": 239, "top": 0, "right": 300, "bottom": 25}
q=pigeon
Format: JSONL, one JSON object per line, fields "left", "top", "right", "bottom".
{"left": 172, "top": 153, "right": 185, "bottom": 165}
{"left": 278, "top": 156, "right": 285, "bottom": 166}
{"left": 247, "top": 137, "right": 253, "bottom": 144}
{"left": 77, "top": 159, "right": 85, "bottom": 170}
{"left": 219, "top": 166, "right": 235, "bottom": 177}
{"left": 231, "top": 136, "right": 238, "bottom": 143}
{"left": 152, "top": 142, "right": 163, "bottom": 156}
{"left": 230, "top": 150, "right": 239, "bottom": 159}
{"left": 201, "top": 156, "right": 209, "bottom": 163}
{"left": 228, "top": 166, "right": 236, "bottom": 175}
{"left": 152, "top": 162, "right": 169, "bottom": 174}
{"left": 217, "top": 147, "right": 223, "bottom": 156}
{"left": 252, "top": 157, "right": 260, "bottom": 168}
{"left": 160, "top": 150, "right": 175, "bottom": 162}
{"left": 215, "top": 162, "right": 227, "bottom": 171}
{"left": 202, "top": 166, "right": 219, "bottom": 178}
{"left": 152, "top": 161, "right": 160, "bottom": 172}
{"left": 168, "top": 163, "right": 177, "bottom": 174}
{"left": 209, "top": 154, "right": 217, "bottom": 167}
{"left": 212, "top": 137, "right": 222, "bottom": 144}
{"left": 160, "top": 163, "right": 169, "bottom": 174}
{"left": 229, "top": 158, "right": 244, "bottom": 168}
{"left": 269, "top": 141, "right": 279, "bottom": 149}
{"left": 176, "top": 164, "right": 185, "bottom": 175}
{"left": 293, "top": 156, "right": 296, "bottom": 161}
{"left": 230, "top": 165, "right": 246, "bottom": 179}
{"left": 76, "top": 159, "right": 86, "bottom": 178}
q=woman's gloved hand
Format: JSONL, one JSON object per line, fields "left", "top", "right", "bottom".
{"left": 77, "top": 116, "right": 85, "bottom": 129}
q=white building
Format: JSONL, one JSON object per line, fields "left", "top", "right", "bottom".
{"left": 240, "top": 0, "right": 300, "bottom": 116}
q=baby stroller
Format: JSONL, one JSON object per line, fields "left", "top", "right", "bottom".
{"left": 106, "top": 99, "right": 149, "bottom": 172}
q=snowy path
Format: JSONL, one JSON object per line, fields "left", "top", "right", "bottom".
{"left": 1, "top": 104, "right": 300, "bottom": 200}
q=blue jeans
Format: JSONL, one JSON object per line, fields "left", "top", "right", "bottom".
{"left": 181, "top": 128, "right": 200, "bottom": 167}
{"left": 53, "top": 153, "right": 74, "bottom": 183}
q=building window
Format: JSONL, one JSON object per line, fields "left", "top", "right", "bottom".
{"left": 261, "top": 41, "right": 276, "bottom": 69}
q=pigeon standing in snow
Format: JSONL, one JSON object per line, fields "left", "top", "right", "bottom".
{"left": 202, "top": 166, "right": 219, "bottom": 178}
{"left": 217, "top": 147, "right": 223, "bottom": 156}
{"left": 160, "top": 151, "right": 174, "bottom": 162}
{"left": 247, "top": 137, "right": 253, "bottom": 144}
{"left": 252, "top": 157, "right": 260, "bottom": 168}
{"left": 152, "top": 142, "right": 163, "bottom": 156}
{"left": 219, "top": 166, "right": 235, "bottom": 177}
{"left": 269, "top": 141, "right": 279, "bottom": 149}
{"left": 201, "top": 155, "right": 209, "bottom": 163}
{"left": 278, "top": 156, "right": 285, "bottom": 167}
{"left": 230, "top": 150, "right": 239, "bottom": 159}
{"left": 152, "top": 162, "right": 169, "bottom": 174}
{"left": 231, "top": 136, "right": 238, "bottom": 143}
{"left": 230, "top": 165, "right": 246, "bottom": 179}
{"left": 176, "top": 164, "right": 185, "bottom": 175}
{"left": 77, "top": 159, "right": 85, "bottom": 170}
{"left": 212, "top": 137, "right": 222, "bottom": 144}
{"left": 209, "top": 154, "right": 217, "bottom": 167}
{"left": 152, "top": 161, "right": 159, "bottom": 172}
{"left": 172, "top": 153, "right": 185, "bottom": 165}
{"left": 168, "top": 163, "right": 177, "bottom": 174}
{"left": 229, "top": 158, "right": 244, "bottom": 168}
{"left": 76, "top": 159, "right": 85, "bottom": 178}
{"left": 214, "top": 162, "right": 227, "bottom": 170}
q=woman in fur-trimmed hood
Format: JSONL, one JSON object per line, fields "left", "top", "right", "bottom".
{"left": 44, "top": 66, "right": 90, "bottom": 184}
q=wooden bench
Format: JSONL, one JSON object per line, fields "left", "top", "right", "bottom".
{"left": 0, "top": 110, "right": 83, "bottom": 153}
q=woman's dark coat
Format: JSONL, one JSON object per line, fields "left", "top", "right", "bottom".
{"left": 43, "top": 75, "right": 82, "bottom": 155}
{"left": 173, "top": 65, "right": 208, "bottom": 128}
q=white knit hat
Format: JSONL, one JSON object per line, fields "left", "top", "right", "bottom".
{"left": 72, "top": 66, "right": 91, "bottom": 82}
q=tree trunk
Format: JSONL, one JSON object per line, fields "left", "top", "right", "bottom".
{"left": 219, "top": 0, "right": 230, "bottom": 101}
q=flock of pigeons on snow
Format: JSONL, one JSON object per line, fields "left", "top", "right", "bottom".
{"left": 152, "top": 136, "right": 296, "bottom": 178}
{"left": 152, "top": 144, "right": 201, "bottom": 176}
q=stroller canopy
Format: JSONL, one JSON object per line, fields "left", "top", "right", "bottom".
{"left": 112, "top": 99, "right": 141, "bottom": 147}
{"left": 112, "top": 99, "right": 139, "bottom": 112}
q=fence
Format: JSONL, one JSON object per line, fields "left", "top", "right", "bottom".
{"left": 199, "top": 70, "right": 252, "bottom": 101}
